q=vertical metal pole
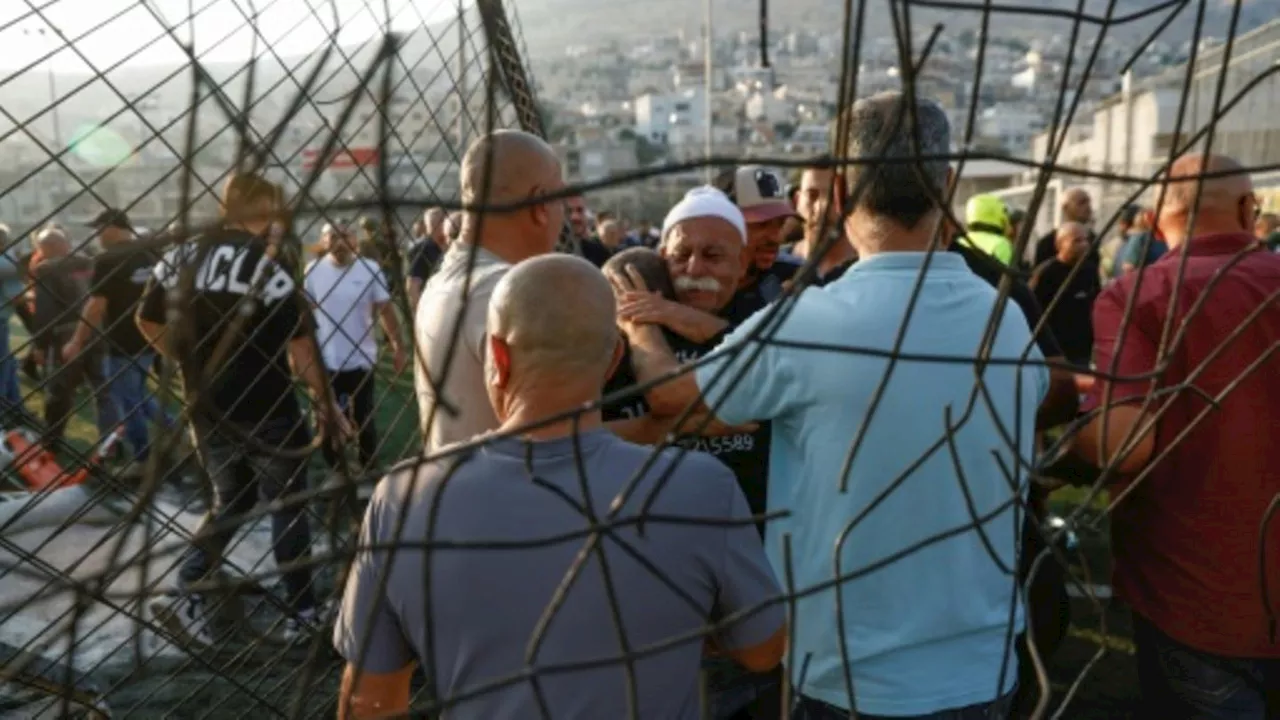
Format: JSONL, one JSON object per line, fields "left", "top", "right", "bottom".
{"left": 703, "top": 0, "right": 713, "bottom": 183}
{"left": 760, "top": 0, "right": 769, "bottom": 68}
{"left": 457, "top": 0, "right": 469, "bottom": 155}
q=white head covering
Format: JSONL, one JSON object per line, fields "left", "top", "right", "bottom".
{"left": 660, "top": 186, "right": 747, "bottom": 245}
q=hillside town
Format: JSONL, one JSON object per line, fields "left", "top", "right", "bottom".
{"left": 1, "top": 11, "right": 1279, "bottom": 250}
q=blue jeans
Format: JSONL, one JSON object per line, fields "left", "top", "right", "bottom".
{"left": 791, "top": 692, "right": 1014, "bottom": 720}
{"left": 0, "top": 319, "right": 22, "bottom": 409}
{"left": 103, "top": 352, "right": 172, "bottom": 461}
{"left": 1133, "top": 614, "right": 1280, "bottom": 719}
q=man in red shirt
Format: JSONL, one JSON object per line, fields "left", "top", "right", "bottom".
{"left": 1072, "top": 153, "right": 1280, "bottom": 717}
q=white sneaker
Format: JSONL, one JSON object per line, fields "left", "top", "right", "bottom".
{"left": 282, "top": 600, "right": 335, "bottom": 644}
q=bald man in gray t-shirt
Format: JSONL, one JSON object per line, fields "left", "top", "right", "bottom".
{"left": 335, "top": 254, "right": 784, "bottom": 718}
{"left": 333, "top": 433, "right": 782, "bottom": 718}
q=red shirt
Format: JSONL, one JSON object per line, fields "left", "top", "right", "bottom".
{"left": 1085, "top": 232, "right": 1280, "bottom": 658}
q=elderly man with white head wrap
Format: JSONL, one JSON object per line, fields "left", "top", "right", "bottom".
{"left": 605, "top": 185, "right": 781, "bottom": 720}
{"left": 611, "top": 186, "right": 754, "bottom": 346}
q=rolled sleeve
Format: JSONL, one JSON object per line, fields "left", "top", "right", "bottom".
{"left": 693, "top": 309, "right": 795, "bottom": 426}
{"left": 1084, "top": 287, "right": 1159, "bottom": 413}
{"left": 713, "top": 480, "right": 785, "bottom": 651}
{"left": 332, "top": 498, "right": 414, "bottom": 674}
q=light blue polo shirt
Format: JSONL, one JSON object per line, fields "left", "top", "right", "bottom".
{"left": 695, "top": 251, "right": 1047, "bottom": 716}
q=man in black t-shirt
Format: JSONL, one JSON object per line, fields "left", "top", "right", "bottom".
{"left": 62, "top": 208, "right": 174, "bottom": 468}
{"left": 606, "top": 190, "right": 772, "bottom": 522}
{"left": 604, "top": 189, "right": 778, "bottom": 720}
{"left": 29, "top": 226, "right": 118, "bottom": 449}
{"left": 1030, "top": 222, "right": 1100, "bottom": 367}
{"left": 566, "top": 195, "right": 613, "bottom": 268}
{"left": 788, "top": 165, "right": 858, "bottom": 287}
{"left": 407, "top": 207, "right": 447, "bottom": 314}
{"left": 136, "top": 173, "right": 353, "bottom": 648}
{"left": 1031, "top": 187, "right": 1100, "bottom": 277}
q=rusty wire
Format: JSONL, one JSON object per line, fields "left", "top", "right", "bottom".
{"left": 0, "top": 0, "right": 1275, "bottom": 718}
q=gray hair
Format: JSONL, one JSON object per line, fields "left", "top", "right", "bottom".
{"left": 836, "top": 91, "right": 951, "bottom": 228}
{"left": 36, "top": 225, "right": 68, "bottom": 247}
{"left": 423, "top": 207, "right": 447, "bottom": 234}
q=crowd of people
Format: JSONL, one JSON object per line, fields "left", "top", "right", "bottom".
{"left": 1, "top": 87, "right": 1277, "bottom": 719}
{"left": 338, "top": 91, "right": 1278, "bottom": 719}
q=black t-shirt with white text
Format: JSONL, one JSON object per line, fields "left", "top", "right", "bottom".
{"left": 137, "top": 229, "right": 311, "bottom": 445}
{"left": 91, "top": 244, "right": 159, "bottom": 357}
{"left": 603, "top": 293, "right": 772, "bottom": 528}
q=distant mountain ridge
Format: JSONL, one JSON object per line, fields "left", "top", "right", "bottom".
{"left": 510, "top": 0, "right": 1274, "bottom": 57}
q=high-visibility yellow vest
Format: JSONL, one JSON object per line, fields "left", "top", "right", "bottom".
{"left": 960, "top": 229, "right": 1014, "bottom": 266}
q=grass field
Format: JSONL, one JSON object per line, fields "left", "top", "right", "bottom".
{"left": 7, "top": 317, "right": 423, "bottom": 482}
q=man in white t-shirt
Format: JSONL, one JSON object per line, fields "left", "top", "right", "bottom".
{"left": 305, "top": 221, "right": 407, "bottom": 474}
{"left": 414, "top": 129, "right": 566, "bottom": 452}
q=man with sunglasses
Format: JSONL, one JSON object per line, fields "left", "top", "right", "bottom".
{"left": 1070, "top": 153, "right": 1280, "bottom": 717}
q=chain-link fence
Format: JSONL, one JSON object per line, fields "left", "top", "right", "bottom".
{"left": 1, "top": 0, "right": 1278, "bottom": 718}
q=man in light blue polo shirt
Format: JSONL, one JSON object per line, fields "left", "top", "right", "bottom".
{"left": 617, "top": 91, "right": 1047, "bottom": 718}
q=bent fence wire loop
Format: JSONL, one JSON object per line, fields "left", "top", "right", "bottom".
{"left": 0, "top": 0, "right": 1275, "bottom": 718}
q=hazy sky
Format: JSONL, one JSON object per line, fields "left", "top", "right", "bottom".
{"left": 0, "top": 0, "right": 462, "bottom": 71}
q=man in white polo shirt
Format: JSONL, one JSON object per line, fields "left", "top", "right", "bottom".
{"left": 305, "top": 220, "right": 407, "bottom": 476}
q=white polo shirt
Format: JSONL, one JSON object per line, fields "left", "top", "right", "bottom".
{"left": 304, "top": 255, "right": 391, "bottom": 372}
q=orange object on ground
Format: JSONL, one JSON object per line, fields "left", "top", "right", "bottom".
{"left": 1, "top": 430, "right": 71, "bottom": 491}
{"left": 1, "top": 426, "right": 124, "bottom": 492}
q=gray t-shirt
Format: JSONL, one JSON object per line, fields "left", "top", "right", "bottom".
{"left": 332, "top": 429, "right": 784, "bottom": 719}
{"left": 412, "top": 242, "right": 510, "bottom": 452}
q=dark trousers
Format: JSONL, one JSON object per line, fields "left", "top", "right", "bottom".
{"left": 179, "top": 422, "right": 317, "bottom": 612}
{"left": 43, "top": 340, "right": 116, "bottom": 448}
{"left": 1133, "top": 614, "right": 1280, "bottom": 720}
{"left": 1013, "top": 508, "right": 1071, "bottom": 714}
{"left": 321, "top": 367, "right": 376, "bottom": 470}
{"left": 792, "top": 692, "right": 1014, "bottom": 720}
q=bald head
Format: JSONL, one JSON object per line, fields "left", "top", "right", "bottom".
{"left": 1156, "top": 154, "right": 1254, "bottom": 248}
{"left": 36, "top": 226, "right": 70, "bottom": 258}
{"left": 1060, "top": 188, "right": 1093, "bottom": 224}
{"left": 1055, "top": 221, "right": 1089, "bottom": 262}
{"left": 1162, "top": 154, "right": 1250, "bottom": 213}
{"left": 487, "top": 255, "right": 619, "bottom": 392}
{"left": 459, "top": 130, "right": 566, "bottom": 259}
{"left": 461, "top": 130, "right": 561, "bottom": 207}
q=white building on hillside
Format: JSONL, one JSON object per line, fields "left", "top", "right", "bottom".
{"left": 1026, "top": 17, "right": 1280, "bottom": 220}
{"left": 634, "top": 89, "right": 707, "bottom": 145}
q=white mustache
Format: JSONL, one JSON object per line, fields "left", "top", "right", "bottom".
{"left": 674, "top": 276, "right": 723, "bottom": 293}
